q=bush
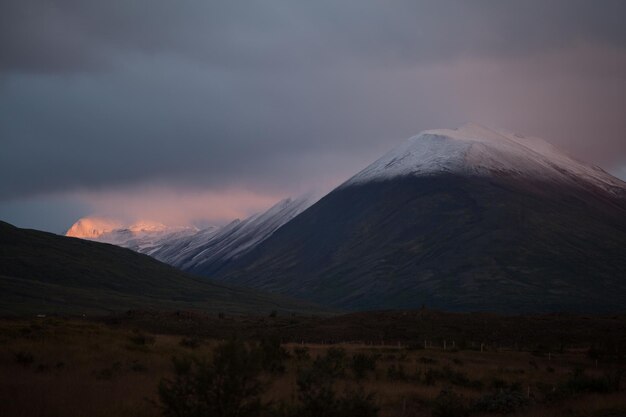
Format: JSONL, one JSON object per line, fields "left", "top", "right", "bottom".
{"left": 257, "top": 336, "right": 289, "bottom": 374}
{"left": 293, "top": 346, "right": 310, "bottom": 362}
{"left": 158, "top": 339, "right": 264, "bottom": 417}
{"left": 15, "top": 350, "right": 34, "bottom": 366}
{"left": 561, "top": 368, "right": 622, "bottom": 395}
{"left": 314, "top": 347, "right": 347, "bottom": 378}
{"left": 387, "top": 364, "right": 407, "bottom": 381}
{"left": 424, "top": 368, "right": 438, "bottom": 385}
{"left": 440, "top": 366, "right": 479, "bottom": 388}
{"left": 294, "top": 367, "right": 339, "bottom": 417}
{"left": 351, "top": 353, "right": 377, "bottom": 379}
{"left": 336, "top": 389, "right": 379, "bottom": 417}
{"left": 179, "top": 336, "right": 201, "bottom": 349}
{"left": 291, "top": 365, "right": 378, "bottom": 417}
{"left": 473, "top": 389, "right": 529, "bottom": 413}
{"left": 490, "top": 377, "right": 512, "bottom": 391}
{"left": 129, "top": 331, "right": 155, "bottom": 346}
{"left": 130, "top": 360, "right": 147, "bottom": 372}
{"left": 431, "top": 388, "right": 469, "bottom": 417}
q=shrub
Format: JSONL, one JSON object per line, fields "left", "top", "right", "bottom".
{"left": 129, "top": 331, "right": 155, "bottom": 346}
{"left": 95, "top": 362, "right": 121, "bottom": 380}
{"left": 473, "top": 389, "right": 529, "bottom": 413}
{"left": 587, "top": 346, "right": 602, "bottom": 360}
{"left": 351, "top": 353, "right": 377, "bottom": 380}
{"left": 15, "top": 350, "right": 34, "bottom": 366}
{"left": 36, "top": 363, "right": 50, "bottom": 373}
{"left": 294, "top": 366, "right": 339, "bottom": 417}
{"left": 441, "top": 366, "right": 472, "bottom": 387}
{"left": 293, "top": 346, "right": 310, "bottom": 362}
{"left": 387, "top": 364, "right": 407, "bottom": 381}
{"left": 336, "top": 389, "right": 378, "bottom": 417}
{"left": 431, "top": 388, "right": 469, "bottom": 417}
{"left": 490, "top": 377, "right": 508, "bottom": 390}
{"left": 180, "top": 336, "right": 202, "bottom": 349}
{"left": 291, "top": 365, "right": 378, "bottom": 417}
{"left": 314, "top": 347, "right": 347, "bottom": 378}
{"left": 158, "top": 339, "right": 264, "bottom": 417}
{"left": 424, "top": 368, "right": 438, "bottom": 385}
{"left": 257, "top": 336, "right": 289, "bottom": 374}
{"left": 130, "top": 361, "right": 147, "bottom": 372}
{"left": 560, "top": 368, "right": 622, "bottom": 395}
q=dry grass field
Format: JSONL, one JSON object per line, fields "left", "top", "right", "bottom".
{"left": 0, "top": 315, "right": 625, "bottom": 417}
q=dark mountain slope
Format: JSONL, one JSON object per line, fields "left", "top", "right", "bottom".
{"left": 0, "top": 221, "right": 325, "bottom": 316}
{"left": 217, "top": 174, "right": 626, "bottom": 313}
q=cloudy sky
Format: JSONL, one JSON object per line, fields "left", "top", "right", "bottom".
{"left": 1, "top": 0, "right": 625, "bottom": 233}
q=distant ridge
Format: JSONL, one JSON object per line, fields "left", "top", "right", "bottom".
{"left": 0, "top": 220, "right": 326, "bottom": 316}
{"left": 66, "top": 195, "right": 316, "bottom": 277}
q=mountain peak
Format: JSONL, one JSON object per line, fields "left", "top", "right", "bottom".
{"left": 342, "top": 125, "right": 626, "bottom": 197}
{"left": 65, "top": 217, "right": 123, "bottom": 239}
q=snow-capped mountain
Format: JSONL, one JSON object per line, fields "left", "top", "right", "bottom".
{"left": 66, "top": 218, "right": 198, "bottom": 252}
{"left": 66, "top": 217, "right": 123, "bottom": 239}
{"left": 343, "top": 124, "right": 625, "bottom": 197}
{"left": 65, "top": 194, "right": 316, "bottom": 275}
{"left": 151, "top": 194, "right": 315, "bottom": 275}
{"left": 214, "top": 125, "right": 626, "bottom": 313}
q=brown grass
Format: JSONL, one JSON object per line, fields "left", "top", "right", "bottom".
{"left": 0, "top": 318, "right": 624, "bottom": 417}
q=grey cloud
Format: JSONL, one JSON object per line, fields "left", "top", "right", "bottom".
{"left": 0, "top": 0, "right": 625, "bottom": 206}
{"left": 3, "top": 1, "right": 626, "bottom": 74}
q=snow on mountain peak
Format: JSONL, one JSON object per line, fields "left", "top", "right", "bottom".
{"left": 66, "top": 217, "right": 196, "bottom": 241}
{"left": 65, "top": 217, "right": 123, "bottom": 239}
{"left": 128, "top": 220, "right": 170, "bottom": 233}
{"left": 342, "top": 124, "right": 626, "bottom": 196}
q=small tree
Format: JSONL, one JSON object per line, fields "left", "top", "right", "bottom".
{"left": 351, "top": 353, "right": 377, "bottom": 380}
{"left": 293, "top": 366, "right": 378, "bottom": 417}
{"left": 257, "top": 336, "right": 290, "bottom": 374}
{"left": 315, "top": 347, "right": 347, "bottom": 378}
{"left": 432, "top": 387, "right": 469, "bottom": 417}
{"left": 158, "top": 339, "right": 264, "bottom": 417}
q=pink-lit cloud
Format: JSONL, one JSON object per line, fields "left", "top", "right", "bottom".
{"left": 70, "top": 186, "right": 286, "bottom": 227}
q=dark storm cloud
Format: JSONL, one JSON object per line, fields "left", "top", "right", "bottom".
{"left": 1, "top": 0, "right": 626, "bottom": 204}
{"left": 3, "top": 1, "right": 626, "bottom": 73}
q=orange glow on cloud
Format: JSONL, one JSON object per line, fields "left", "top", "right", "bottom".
{"left": 70, "top": 186, "right": 285, "bottom": 226}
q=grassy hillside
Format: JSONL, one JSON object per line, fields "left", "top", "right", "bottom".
{"left": 0, "top": 221, "right": 325, "bottom": 316}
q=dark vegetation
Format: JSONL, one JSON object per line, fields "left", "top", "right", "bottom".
{"left": 1, "top": 315, "right": 625, "bottom": 417}
{"left": 103, "top": 309, "right": 626, "bottom": 353}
